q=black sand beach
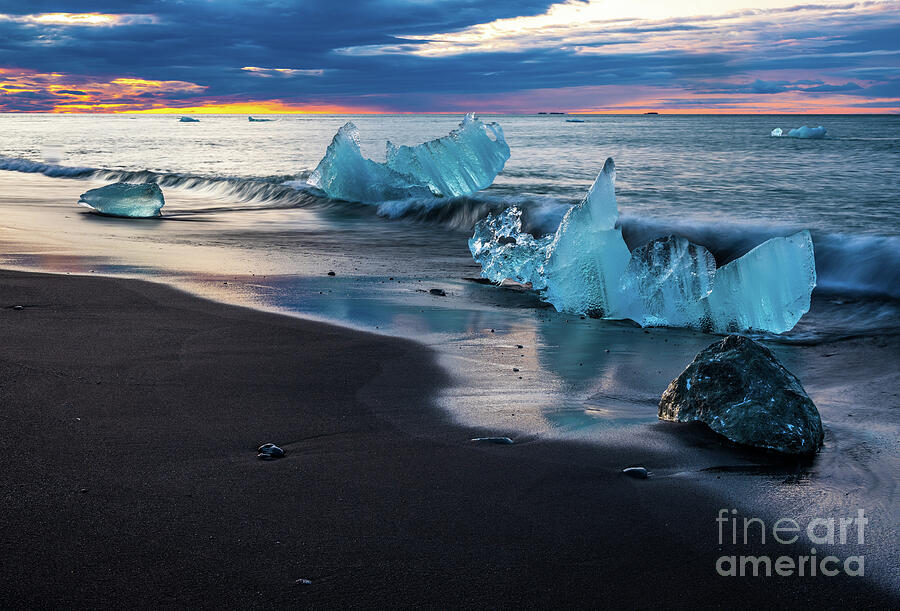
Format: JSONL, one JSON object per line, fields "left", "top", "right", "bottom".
{"left": 0, "top": 269, "right": 896, "bottom": 608}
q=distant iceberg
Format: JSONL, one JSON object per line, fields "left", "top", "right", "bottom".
{"left": 788, "top": 125, "right": 826, "bottom": 138}
{"left": 248, "top": 116, "right": 273, "bottom": 122}
{"left": 470, "top": 158, "right": 816, "bottom": 333}
{"left": 772, "top": 125, "right": 826, "bottom": 139}
{"left": 179, "top": 116, "right": 200, "bottom": 123}
{"left": 307, "top": 113, "right": 510, "bottom": 204}
{"left": 78, "top": 182, "right": 165, "bottom": 218}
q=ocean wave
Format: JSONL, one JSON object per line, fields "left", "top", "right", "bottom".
{"left": 1, "top": 155, "right": 896, "bottom": 300}
{"left": 0, "top": 156, "right": 95, "bottom": 178}
{"left": 618, "top": 217, "right": 900, "bottom": 300}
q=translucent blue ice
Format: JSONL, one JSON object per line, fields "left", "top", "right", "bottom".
{"left": 179, "top": 116, "right": 199, "bottom": 123}
{"left": 787, "top": 125, "right": 826, "bottom": 139}
{"left": 702, "top": 231, "right": 816, "bottom": 333}
{"left": 469, "top": 207, "right": 552, "bottom": 289}
{"left": 619, "top": 236, "right": 716, "bottom": 328}
{"left": 469, "top": 158, "right": 817, "bottom": 333}
{"left": 542, "top": 159, "right": 631, "bottom": 317}
{"left": 770, "top": 128, "right": 783, "bottom": 137}
{"left": 308, "top": 113, "right": 510, "bottom": 204}
{"left": 306, "top": 123, "right": 434, "bottom": 203}
{"left": 78, "top": 182, "right": 165, "bottom": 217}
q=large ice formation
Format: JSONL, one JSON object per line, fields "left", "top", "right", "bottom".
{"left": 78, "top": 182, "right": 165, "bottom": 218}
{"left": 469, "top": 158, "right": 817, "bottom": 333}
{"left": 787, "top": 125, "right": 826, "bottom": 139}
{"left": 307, "top": 113, "right": 510, "bottom": 204}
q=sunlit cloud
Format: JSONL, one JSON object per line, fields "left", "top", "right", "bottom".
{"left": 0, "top": 13, "right": 157, "bottom": 27}
{"left": 0, "top": 67, "right": 205, "bottom": 112}
{"left": 341, "top": 1, "right": 897, "bottom": 58}
{"left": 0, "top": 67, "right": 383, "bottom": 114}
{"left": 241, "top": 66, "right": 326, "bottom": 77}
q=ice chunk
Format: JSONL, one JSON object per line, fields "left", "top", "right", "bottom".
{"left": 308, "top": 114, "right": 509, "bottom": 204}
{"left": 542, "top": 158, "right": 631, "bottom": 317}
{"left": 469, "top": 207, "right": 552, "bottom": 288}
{"left": 787, "top": 125, "right": 826, "bottom": 139}
{"left": 702, "top": 230, "right": 816, "bottom": 333}
{"left": 307, "top": 123, "right": 434, "bottom": 203}
{"left": 248, "top": 116, "right": 273, "bottom": 122}
{"left": 385, "top": 113, "right": 510, "bottom": 198}
{"left": 620, "top": 236, "right": 716, "bottom": 327}
{"left": 179, "top": 116, "right": 199, "bottom": 122}
{"left": 469, "top": 157, "right": 817, "bottom": 333}
{"left": 78, "top": 182, "right": 165, "bottom": 218}
{"left": 770, "top": 127, "right": 783, "bottom": 137}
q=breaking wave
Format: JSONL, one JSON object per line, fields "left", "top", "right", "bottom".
{"left": 1, "top": 155, "right": 897, "bottom": 301}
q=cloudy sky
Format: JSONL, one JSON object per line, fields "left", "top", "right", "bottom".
{"left": 0, "top": 0, "right": 898, "bottom": 113}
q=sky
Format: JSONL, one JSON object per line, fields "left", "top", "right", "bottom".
{"left": 0, "top": 0, "right": 898, "bottom": 113}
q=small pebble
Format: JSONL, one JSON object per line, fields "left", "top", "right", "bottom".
{"left": 429, "top": 288, "right": 446, "bottom": 296}
{"left": 294, "top": 578, "right": 313, "bottom": 585}
{"left": 12, "top": 305, "right": 23, "bottom": 310}
{"left": 516, "top": 344, "right": 523, "bottom": 349}
{"left": 327, "top": 271, "right": 336, "bottom": 276}
{"left": 513, "top": 368, "right": 520, "bottom": 372}
{"left": 622, "top": 466, "right": 649, "bottom": 479}
{"left": 257, "top": 443, "right": 285, "bottom": 460}
{"left": 470, "top": 436, "right": 514, "bottom": 445}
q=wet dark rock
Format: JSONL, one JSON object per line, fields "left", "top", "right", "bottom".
{"left": 429, "top": 288, "right": 446, "bottom": 296}
{"left": 257, "top": 443, "right": 285, "bottom": 460}
{"left": 326, "top": 271, "right": 336, "bottom": 276}
{"left": 659, "top": 335, "right": 824, "bottom": 455}
{"left": 470, "top": 436, "right": 514, "bottom": 445}
{"left": 622, "top": 467, "right": 649, "bottom": 479}
{"left": 513, "top": 368, "right": 520, "bottom": 372}
{"left": 12, "top": 305, "right": 23, "bottom": 310}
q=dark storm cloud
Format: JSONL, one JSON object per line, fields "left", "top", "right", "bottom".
{"left": 0, "top": 0, "right": 897, "bottom": 111}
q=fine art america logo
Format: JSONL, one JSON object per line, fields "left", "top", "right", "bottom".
{"left": 716, "top": 508, "right": 867, "bottom": 577}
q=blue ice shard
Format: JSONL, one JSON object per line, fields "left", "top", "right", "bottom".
{"left": 308, "top": 114, "right": 510, "bottom": 204}
{"left": 179, "top": 116, "right": 199, "bottom": 123}
{"left": 770, "top": 127, "right": 783, "bottom": 137}
{"left": 787, "top": 125, "right": 826, "bottom": 139}
{"left": 469, "top": 207, "right": 552, "bottom": 288}
{"left": 78, "top": 182, "right": 165, "bottom": 218}
{"left": 702, "top": 231, "right": 816, "bottom": 333}
{"left": 619, "top": 236, "right": 716, "bottom": 328}
{"left": 469, "top": 158, "right": 817, "bottom": 334}
{"left": 542, "top": 159, "right": 631, "bottom": 317}
{"left": 306, "top": 123, "right": 433, "bottom": 203}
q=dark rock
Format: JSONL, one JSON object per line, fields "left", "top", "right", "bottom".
{"left": 429, "top": 288, "right": 446, "bottom": 296}
{"left": 12, "top": 305, "right": 23, "bottom": 310}
{"left": 622, "top": 467, "right": 649, "bottom": 479}
{"left": 470, "top": 436, "right": 514, "bottom": 445}
{"left": 659, "top": 335, "right": 823, "bottom": 455}
{"left": 257, "top": 443, "right": 285, "bottom": 460}
{"left": 326, "top": 271, "right": 336, "bottom": 276}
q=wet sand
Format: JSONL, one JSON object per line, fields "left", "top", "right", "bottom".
{"left": 0, "top": 269, "right": 896, "bottom": 608}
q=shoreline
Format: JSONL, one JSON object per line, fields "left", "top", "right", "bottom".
{"left": 1, "top": 268, "right": 896, "bottom": 607}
